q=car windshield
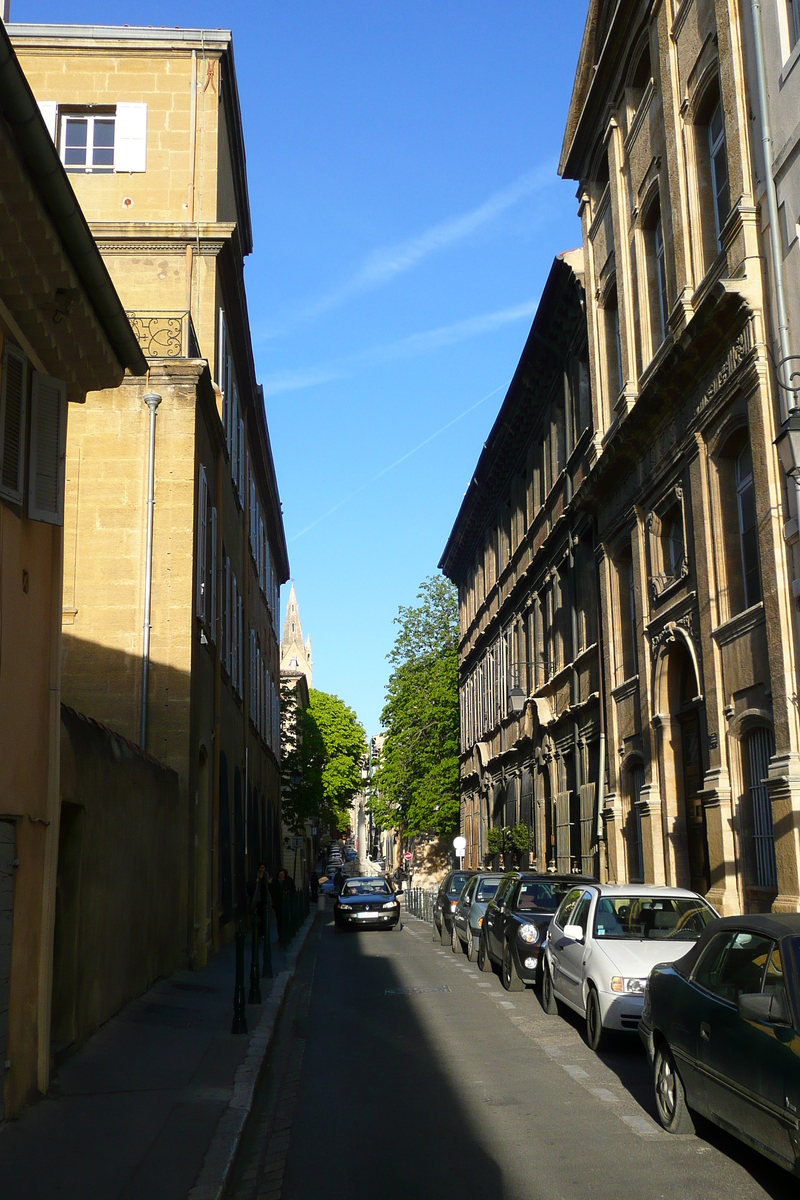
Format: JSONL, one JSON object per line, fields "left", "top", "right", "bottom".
{"left": 476, "top": 880, "right": 499, "bottom": 902}
{"left": 515, "top": 880, "right": 573, "bottom": 913}
{"left": 593, "top": 895, "right": 714, "bottom": 940}
{"left": 448, "top": 873, "right": 471, "bottom": 896}
{"left": 341, "top": 880, "right": 391, "bottom": 897}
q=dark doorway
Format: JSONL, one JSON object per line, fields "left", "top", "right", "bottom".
{"left": 51, "top": 803, "right": 84, "bottom": 1058}
{"left": 219, "top": 752, "right": 232, "bottom": 925}
{"left": 677, "top": 656, "right": 709, "bottom": 895}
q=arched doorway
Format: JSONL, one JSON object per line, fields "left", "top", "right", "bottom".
{"left": 655, "top": 637, "right": 709, "bottom": 895}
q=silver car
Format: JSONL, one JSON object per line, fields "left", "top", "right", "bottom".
{"left": 542, "top": 883, "right": 717, "bottom": 1050}
{"left": 451, "top": 873, "right": 503, "bottom": 962}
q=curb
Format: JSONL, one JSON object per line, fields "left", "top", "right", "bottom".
{"left": 187, "top": 912, "right": 319, "bottom": 1200}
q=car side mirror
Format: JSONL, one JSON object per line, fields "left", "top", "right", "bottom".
{"left": 564, "top": 923, "right": 584, "bottom": 942}
{"left": 738, "top": 990, "right": 790, "bottom": 1025}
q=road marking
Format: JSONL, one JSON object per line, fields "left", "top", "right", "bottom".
{"left": 590, "top": 1087, "right": 619, "bottom": 1103}
{"left": 563, "top": 1064, "right": 589, "bottom": 1081}
{"left": 621, "top": 1114, "right": 662, "bottom": 1140}
{"left": 476, "top": 982, "right": 494, "bottom": 988}
{"left": 499, "top": 1001, "right": 516, "bottom": 1009}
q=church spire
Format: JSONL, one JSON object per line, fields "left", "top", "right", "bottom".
{"left": 280, "top": 583, "right": 312, "bottom": 686}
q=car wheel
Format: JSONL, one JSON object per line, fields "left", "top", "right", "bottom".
{"left": 432, "top": 918, "right": 439, "bottom": 942}
{"left": 466, "top": 931, "right": 475, "bottom": 962}
{"left": 585, "top": 986, "right": 605, "bottom": 1051}
{"left": 654, "top": 1043, "right": 695, "bottom": 1135}
{"left": 451, "top": 922, "right": 460, "bottom": 954}
{"left": 542, "top": 961, "right": 558, "bottom": 1014}
{"left": 440, "top": 916, "right": 450, "bottom": 946}
{"left": 477, "top": 930, "right": 492, "bottom": 973}
{"left": 502, "top": 942, "right": 524, "bottom": 992}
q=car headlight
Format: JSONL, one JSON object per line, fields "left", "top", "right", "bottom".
{"left": 610, "top": 976, "right": 647, "bottom": 994}
{"left": 477, "top": 916, "right": 483, "bottom": 927}
{"left": 382, "top": 901, "right": 397, "bottom": 909}
{"left": 339, "top": 903, "right": 352, "bottom": 911}
{"left": 518, "top": 923, "right": 539, "bottom": 944}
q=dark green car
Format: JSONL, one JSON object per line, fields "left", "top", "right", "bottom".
{"left": 640, "top": 913, "right": 800, "bottom": 1174}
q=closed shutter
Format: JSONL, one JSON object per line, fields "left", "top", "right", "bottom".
{"left": 28, "top": 372, "right": 67, "bottom": 524}
{"left": 237, "top": 591, "right": 243, "bottom": 697}
{"left": 238, "top": 418, "right": 244, "bottom": 504}
{"left": 114, "top": 102, "right": 147, "bottom": 172}
{"left": 224, "top": 557, "right": 231, "bottom": 676}
{"left": 0, "top": 344, "right": 28, "bottom": 505}
{"left": 555, "top": 791, "right": 571, "bottom": 873}
{"left": 579, "top": 783, "right": 596, "bottom": 876}
{"left": 746, "top": 727, "right": 777, "bottom": 889}
{"left": 37, "top": 100, "right": 57, "bottom": 142}
{"left": 0, "top": 821, "right": 15, "bottom": 1121}
{"left": 217, "top": 309, "right": 228, "bottom": 437}
{"left": 196, "top": 465, "right": 208, "bottom": 622}
{"left": 210, "top": 507, "right": 217, "bottom": 642}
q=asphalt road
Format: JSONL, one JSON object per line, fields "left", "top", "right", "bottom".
{"left": 229, "top": 912, "right": 796, "bottom": 1200}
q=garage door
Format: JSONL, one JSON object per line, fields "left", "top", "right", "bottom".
{"left": 0, "top": 820, "right": 15, "bottom": 1121}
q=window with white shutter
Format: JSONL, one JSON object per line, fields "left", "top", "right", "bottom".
{"left": 218, "top": 309, "right": 228, "bottom": 435}
{"left": 0, "top": 344, "right": 28, "bottom": 506}
{"left": 114, "top": 102, "right": 147, "bottom": 172}
{"left": 210, "top": 507, "right": 217, "bottom": 642}
{"left": 196, "top": 465, "right": 208, "bottom": 622}
{"left": 37, "top": 101, "right": 57, "bottom": 141}
{"left": 28, "top": 372, "right": 67, "bottom": 524}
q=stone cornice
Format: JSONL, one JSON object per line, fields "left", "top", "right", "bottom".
{"left": 89, "top": 221, "right": 236, "bottom": 256}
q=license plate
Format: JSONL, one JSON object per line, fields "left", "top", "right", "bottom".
{"left": 357, "top": 911, "right": 381, "bottom": 919}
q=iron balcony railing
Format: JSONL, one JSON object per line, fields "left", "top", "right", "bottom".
{"left": 126, "top": 311, "right": 201, "bottom": 359}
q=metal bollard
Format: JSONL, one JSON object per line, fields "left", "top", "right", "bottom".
{"left": 262, "top": 905, "right": 273, "bottom": 977}
{"left": 248, "top": 911, "right": 262, "bottom": 1004}
{"left": 231, "top": 921, "right": 248, "bottom": 1034}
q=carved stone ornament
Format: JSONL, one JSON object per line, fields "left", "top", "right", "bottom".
{"left": 651, "top": 610, "right": 697, "bottom": 659}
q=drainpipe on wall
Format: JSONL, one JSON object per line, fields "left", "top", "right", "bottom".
{"left": 140, "top": 392, "right": 162, "bottom": 750}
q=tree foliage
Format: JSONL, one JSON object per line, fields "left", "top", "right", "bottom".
{"left": 372, "top": 575, "right": 460, "bottom": 837}
{"left": 281, "top": 686, "right": 367, "bottom": 833}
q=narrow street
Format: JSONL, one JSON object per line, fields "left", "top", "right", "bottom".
{"left": 229, "top": 913, "right": 794, "bottom": 1200}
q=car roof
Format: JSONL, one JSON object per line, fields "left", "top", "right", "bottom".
{"left": 589, "top": 884, "right": 707, "bottom": 898}
{"left": 516, "top": 873, "right": 596, "bottom": 884}
{"left": 342, "top": 876, "right": 387, "bottom": 884}
{"left": 703, "top": 913, "right": 800, "bottom": 938}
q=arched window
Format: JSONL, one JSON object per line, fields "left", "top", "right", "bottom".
{"left": 615, "top": 543, "right": 638, "bottom": 684}
{"left": 741, "top": 726, "right": 777, "bottom": 892}
{"left": 641, "top": 196, "right": 668, "bottom": 355}
{"left": 624, "top": 761, "right": 645, "bottom": 882}
{"left": 693, "top": 79, "right": 730, "bottom": 271}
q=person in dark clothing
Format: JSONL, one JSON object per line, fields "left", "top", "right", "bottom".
{"left": 333, "top": 867, "right": 345, "bottom": 895}
{"left": 309, "top": 869, "right": 319, "bottom": 902}
{"left": 253, "top": 861, "right": 270, "bottom": 936}
{"left": 278, "top": 867, "right": 296, "bottom": 895}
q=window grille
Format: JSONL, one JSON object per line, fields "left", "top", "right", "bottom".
{"left": 745, "top": 726, "right": 777, "bottom": 890}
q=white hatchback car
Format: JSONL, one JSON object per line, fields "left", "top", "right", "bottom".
{"left": 542, "top": 883, "right": 717, "bottom": 1050}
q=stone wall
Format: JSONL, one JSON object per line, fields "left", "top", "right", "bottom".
{"left": 54, "top": 705, "right": 183, "bottom": 1056}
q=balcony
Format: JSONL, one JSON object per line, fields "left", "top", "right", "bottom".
{"left": 126, "top": 311, "right": 200, "bottom": 359}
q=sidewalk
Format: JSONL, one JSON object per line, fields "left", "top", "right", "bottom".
{"left": 0, "top": 909, "right": 319, "bottom": 1200}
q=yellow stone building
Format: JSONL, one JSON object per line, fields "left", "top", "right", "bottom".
{"left": 10, "top": 24, "right": 289, "bottom": 966}
{"left": 0, "top": 22, "right": 146, "bottom": 1117}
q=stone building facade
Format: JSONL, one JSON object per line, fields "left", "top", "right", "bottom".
{"left": 440, "top": 252, "right": 602, "bottom": 877}
{"left": 0, "top": 23, "right": 145, "bottom": 1117}
{"left": 559, "top": 0, "right": 800, "bottom": 914}
{"left": 10, "top": 25, "right": 290, "bottom": 964}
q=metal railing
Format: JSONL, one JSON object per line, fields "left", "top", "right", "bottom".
{"left": 405, "top": 886, "right": 438, "bottom": 924}
{"left": 127, "top": 311, "right": 201, "bottom": 359}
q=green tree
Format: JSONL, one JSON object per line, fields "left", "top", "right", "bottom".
{"left": 372, "top": 575, "right": 460, "bottom": 837}
{"left": 281, "top": 686, "right": 367, "bottom": 833}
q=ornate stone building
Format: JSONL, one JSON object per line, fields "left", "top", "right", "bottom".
{"left": 559, "top": 0, "right": 800, "bottom": 913}
{"left": 440, "top": 252, "right": 602, "bottom": 876}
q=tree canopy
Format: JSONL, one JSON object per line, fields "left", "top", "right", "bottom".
{"left": 372, "top": 574, "right": 460, "bottom": 837}
{"left": 281, "top": 687, "right": 367, "bottom": 833}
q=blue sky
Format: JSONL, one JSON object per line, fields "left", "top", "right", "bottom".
{"left": 16, "top": 0, "right": 588, "bottom": 737}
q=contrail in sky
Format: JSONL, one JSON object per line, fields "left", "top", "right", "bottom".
{"left": 288, "top": 382, "right": 507, "bottom": 543}
{"left": 257, "top": 160, "right": 556, "bottom": 340}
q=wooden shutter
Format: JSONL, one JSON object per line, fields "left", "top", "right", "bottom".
{"left": 0, "top": 344, "right": 28, "bottom": 505}
{"left": 37, "top": 100, "right": 57, "bottom": 141}
{"left": 114, "top": 102, "right": 147, "bottom": 172}
{"left": 555, "top": 791, "right": 571, "bottom": 873}
{"left": 579, "top": 783, "right": 596, "bottom": 876}
{"left": 210, "top": 507, "right": 217, "bottom": 642}
{"left": 196, "top": 465, "right": 208, "bottom": 621}
{"left": 28, "top": 372, "right": 67, "bottom": 524}
{"left": 224, "top": 556, "right": 231, "bottom": 676}
{"left": 238, "top": 418, "right": 244, "bottom": 503}
{"left": 237, "top": 591, "right": 243, "bottom": 697}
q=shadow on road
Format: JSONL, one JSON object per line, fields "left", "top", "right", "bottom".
{"left": 280, "top": 916, "right": 507, "bottom": 1200}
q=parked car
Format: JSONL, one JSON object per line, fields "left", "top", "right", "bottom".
{"left": 451, "top": 873, "right": 503, "bottom": 961}
{"left": 334, "top": 876, "right": 402, "bottom": 932}
{"left": 542, "top": 883, "right": 716, "bottom": 1049}
{"left": 478, "top": 872, "right": 593, "bottom": 990}
{"left": 640, "top": 913, "right": 800, "bottom": 1173}
{"left": 433, "top": 869, "right": 476, "bottom": 945}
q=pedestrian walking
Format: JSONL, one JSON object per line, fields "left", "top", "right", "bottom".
{"left": 333, "top": 866, "right": 345, "bottom": 895}
{"left": 310, "top": 868, "right": 319, "bottom": 902}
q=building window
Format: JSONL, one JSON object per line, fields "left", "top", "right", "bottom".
{"left": 603, "top": 283, "right": 622, "bottom": 401}
{"left": 788, "top": 0, "right": 800, "bottom": 50}
{"left": 648, "top": 487, "right": 687, "bottom": 601}
{"left": 708, "top": 101, "right": 731, "bottom": 244}
{"left": 736, "top": 441, "right": 761, "bottom": 609}
{"left": 615, "top": 544, "right": 638, "bottom": 683}
{"left": 715, "top": 429, "right": 761, "bottom": 618}
{"left": 741, "top": 726, "right": 777, "bottom": 891}
{"left": 60, "top": 111, "right": 115, "bottom": 172}
{"left": 641, "top": 197, "right": 668, "bottom": 359}
{"left": 625, "top": 762, "right": 645, "bottom": 883}
{"left": 654, "top": 216, "right": 668, "bottom": 345}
